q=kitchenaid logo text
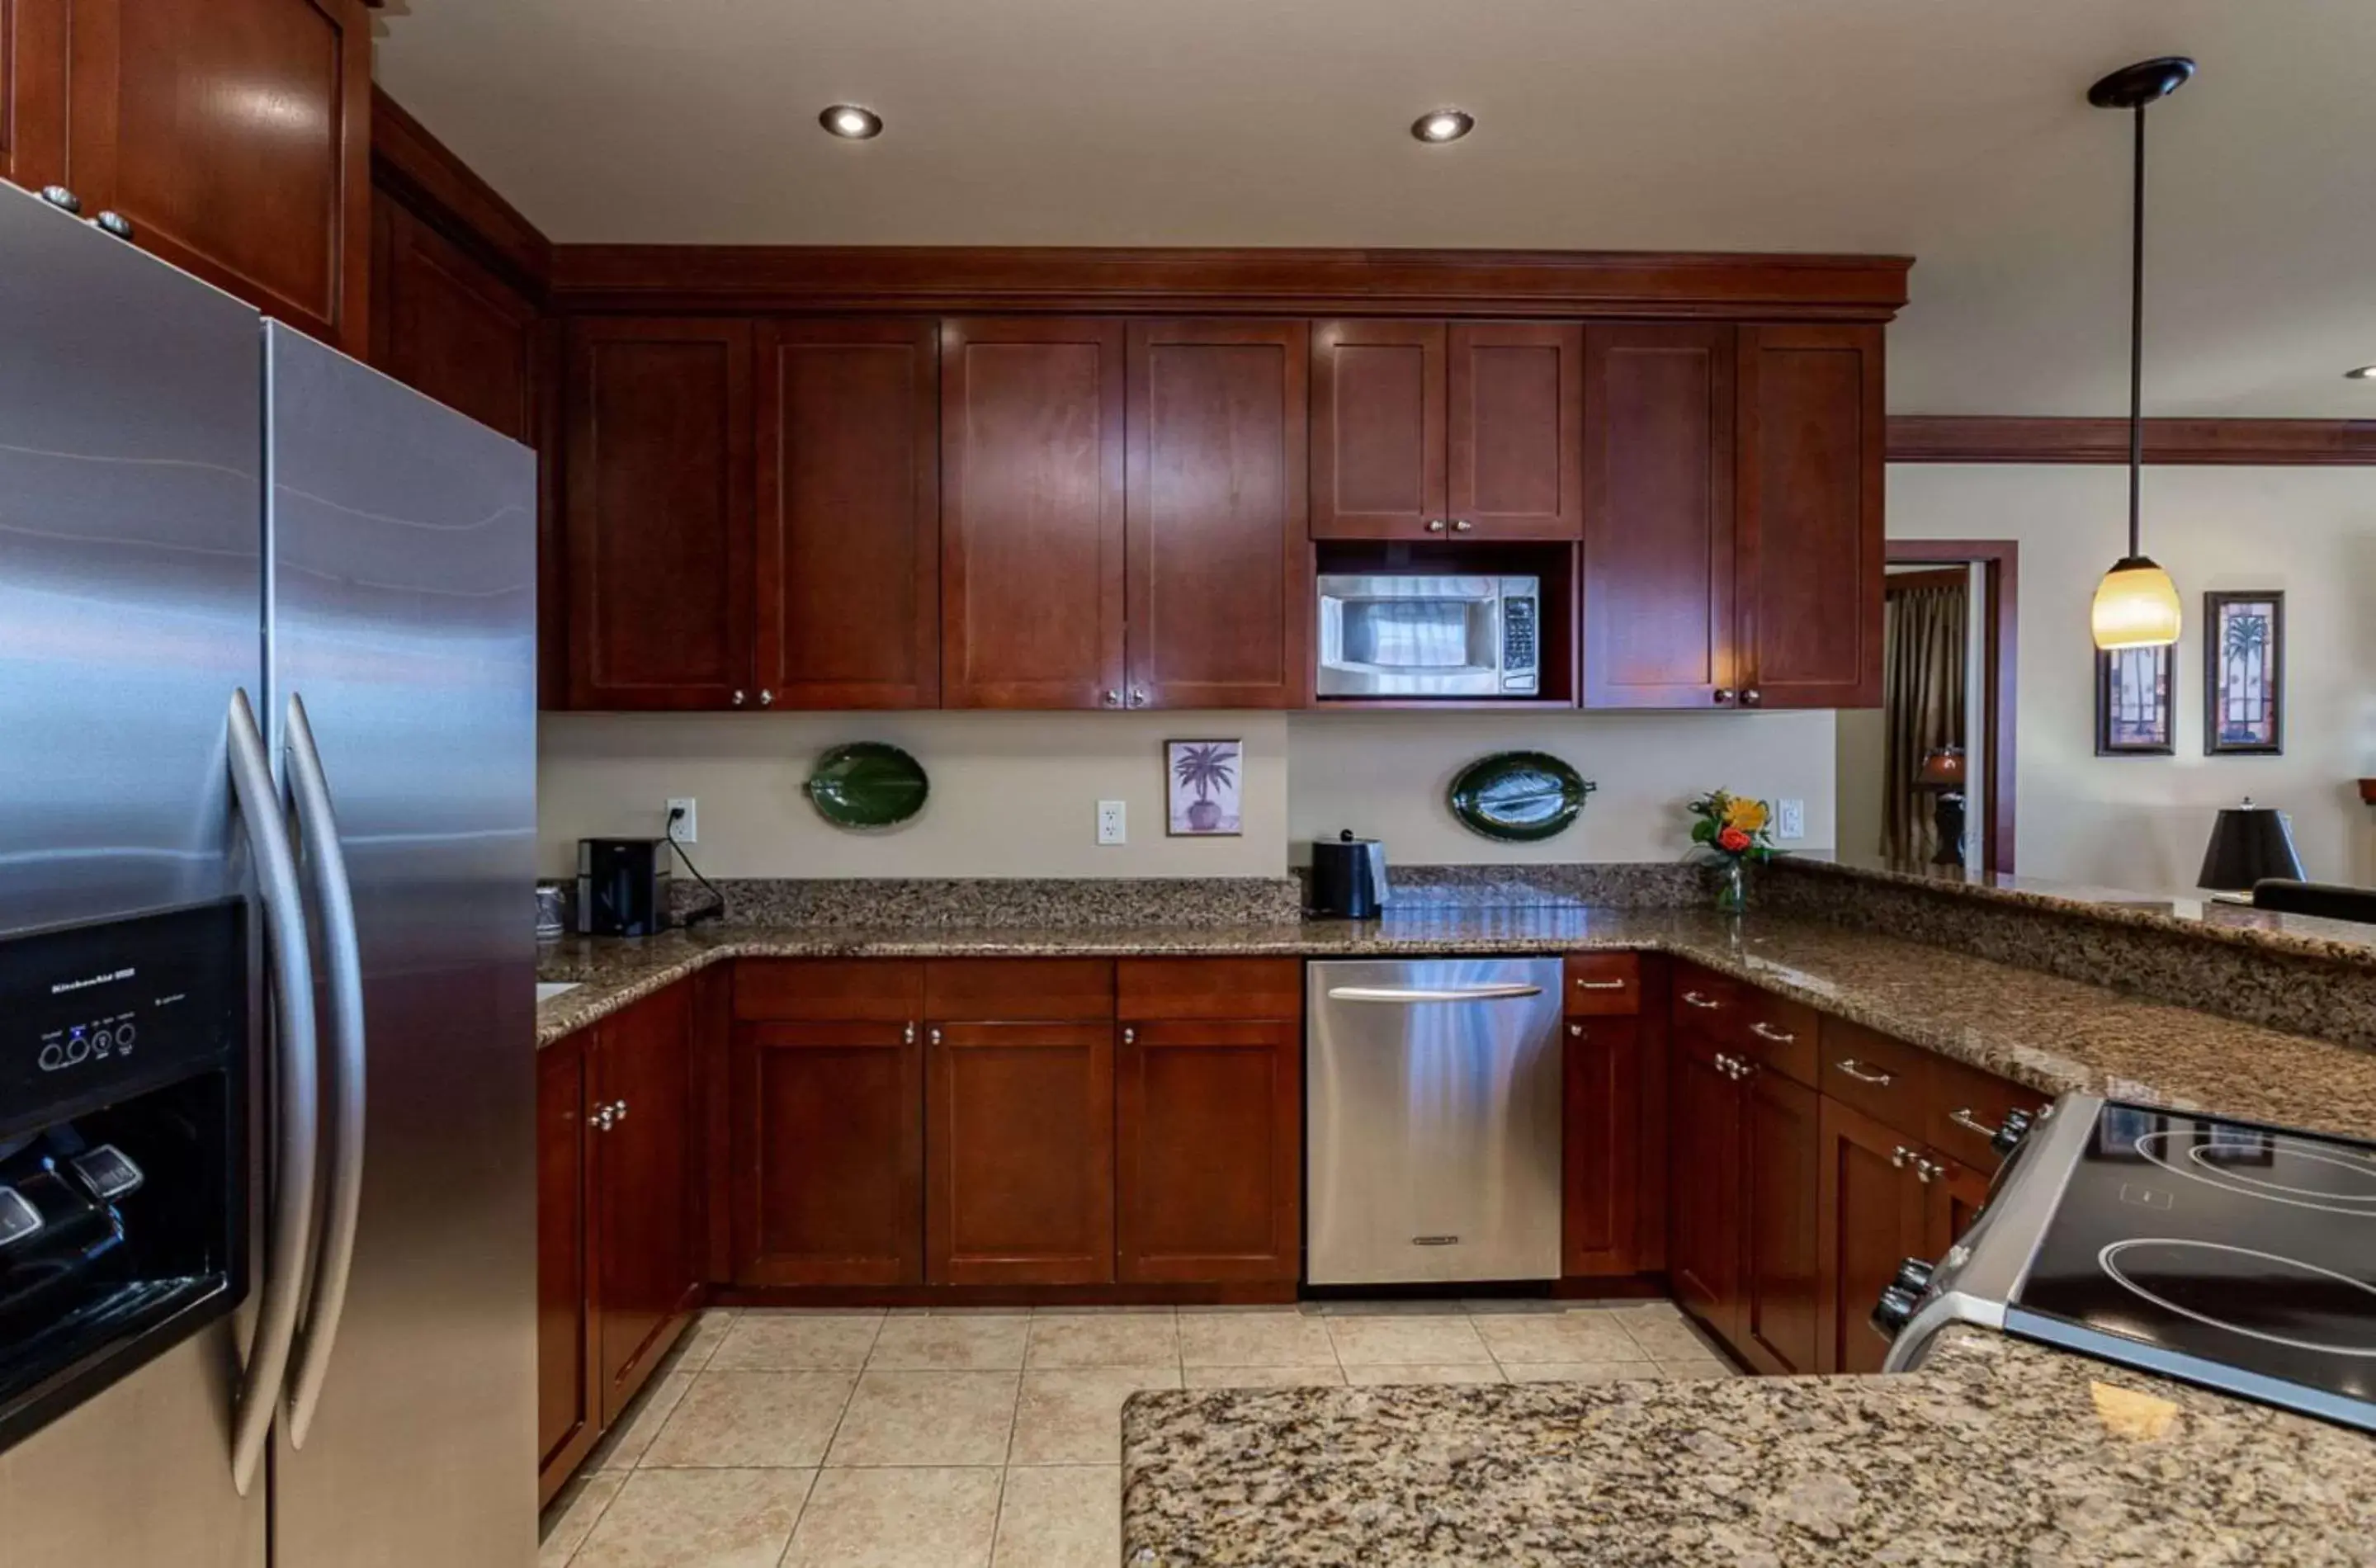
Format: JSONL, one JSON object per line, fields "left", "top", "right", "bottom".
{"left": 50, "top": 966, "right": 134, "bottom": 995}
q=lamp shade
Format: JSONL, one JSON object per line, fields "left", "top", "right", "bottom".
{"left": 1917, "top": 746, "right": 1967, "bottom": 790}
{"left": 2196, "top": 798, "right": 2306, "bottom": 892}
{"left": 2090, "top": 555, "right": 2183, "bottom": 650}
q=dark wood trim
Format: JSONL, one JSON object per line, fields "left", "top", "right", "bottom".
{"left": 1885, "top": 541, "right": 2018, "bottom": 876}
{"left": 370, "top": 85, "right": 553, "bottom": 295}
{"left": 1883, "top": 566, "right": 1970, "bottom": 595}
{"left": 1887, "top": 416, "right": 2376, "bottom": 467}
{"left": 549, "top": 245, "right": 1911, "bottom": 319}
{"left": 2359, "top": 780, "right": 2376, "bottom": 806}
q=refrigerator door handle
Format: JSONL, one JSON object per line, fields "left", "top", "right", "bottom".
{"left": 225, "top": 689, "right": 322, "bottom": 1496}
{"left": 281, "top": 693, "right": 366, "bottom": 1449}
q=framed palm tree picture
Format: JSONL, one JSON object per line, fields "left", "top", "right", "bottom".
{"left": 2204, "top": 591, "right": 2284, "bottom": 755}
{"left": 2095, "top": 644, "right": 2174, "bottom": 756}
{"left": 1166, "top": 739, "right": 1242, "bottom": 836}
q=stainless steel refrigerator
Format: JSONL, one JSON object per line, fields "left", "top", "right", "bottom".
{"left": 0, "top": 181, "right": 538, "bottom": 1566}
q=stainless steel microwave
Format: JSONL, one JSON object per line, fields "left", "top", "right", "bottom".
{"left": 1316, "top": 574, "right": 1539, "bottom": 697}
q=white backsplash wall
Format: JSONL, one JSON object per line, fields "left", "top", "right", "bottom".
{"left": 537, "top": 711, "right": 1291, "bottom": 880}
{"left": 1287, "top": 711, "right": 1838, "bottom": 864}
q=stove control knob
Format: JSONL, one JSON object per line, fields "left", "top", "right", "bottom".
{"left": 1891, "top": 1258, "right": 1936, "bottom": 1297}
{"left": 1872, "top": 1285, "right": 1923, "bottom": 1339}
{"left": 1992, "top": 1109, "right": 2035, "bottom": 1158}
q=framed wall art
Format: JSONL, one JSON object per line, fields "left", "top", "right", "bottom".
{"left": 2095, "top": 644, "right": 2174, "bottom": 756}
{"left": 2204, "top": 591, "right": 2284, "bottom": 755}
{"left": 1166, "top": 739, "right": 1243, "bottom": 836}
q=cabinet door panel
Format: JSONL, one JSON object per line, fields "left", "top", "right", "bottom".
{"left": 1117, "top": 1018, "right": 1299, "bottom": 1282}
{"left": 926, "top": 1022, "right": 1115, "bottom": 1285}
{"left": 1561, "top": 1016, "right": 1641, "bottom": 1277}
{"left": 370, "top": 193, "right": 538, "bottom": 442}
{"left": 1581, "top": 324, "right": 1736, "bottom": 707}
{"left": 1736, "top": 324, "right": 1883, "bottom": 708}
{"left": 2, "top": 0, "right": 67, "bottom": 190}
{"left": 1739, "top": 1067, "right": 1821, "bottom": 1375}
{"left": 593, "top": 985, "right": 696, "bottom": 1424}
{"left": 1668, "top": 1030, "right": 1743, "bottom": 1342}
{"left": 941, "top": 318, "right": 1125, "bottom": 709}
{"left": 536, "top": 1033, "right": 593, "bottom": 1498}
{"left": 1125, "top": 319, "right": 1308, "bottom": 709}
{"left": 1816, "top": 1098, "right": 1930, "bottom": 1376}
{"left": 1448, "top": 322, "right": 1581, "bottom": 540}
{"left": 756, "top": 318, "right": 939, "bottom": 709}
{"left": 733, "top": 1022, "right": 923, "bottom": 1287}
{"left": 68, "top": 0, "right": 370, "bottom": 352}
{"left": 1311, "top": 320, "right": 1444, "bottom": 539}
{"left": 563, "top": 318, "right": 754, "bottom": 709}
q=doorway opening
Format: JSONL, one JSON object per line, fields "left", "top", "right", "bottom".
{"left": 1835, "top": 541, "right": 2018, "bottom": 874}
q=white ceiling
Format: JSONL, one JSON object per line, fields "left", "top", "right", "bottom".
{"left": 373, "top": 0, "right": 2376, "bottom": 417}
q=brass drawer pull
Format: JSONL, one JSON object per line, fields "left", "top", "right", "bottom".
{"left": 1947, "top": 1108, "right": 1996, "bottom": 1138}
{"left": 1835, "top": 1058, "right": 1895, "bottom": 1087}
{"left": 1575, "top": 978, "right": 1627, "bottom": 990}
{"left": 1681, "top": 990, "right": 1722, "bottom": 1010}
{"left": 1750, "top": 1021, "right": 1796, "bottom": 1045}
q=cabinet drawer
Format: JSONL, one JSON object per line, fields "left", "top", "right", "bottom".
{"left": 1740, "top": 990, "right": 1818, "bottom": 1088}
{"left": 1926, "top": 1056, "right": 2052, "bottom": 1171}
{"left": 1818, "top": 1019, "right": 1930, "bottom": 1137}
{"left": 1670, "top": 965, "right": 1743, "bottom": 1035}
{"left": 925, "top": 958, "right": 1115, "bottom": 1021}
{"left": 1117, "top": 958, "right": 1301, "bottom": 1021}
{"left": 1563, "top": 953, "right": 1641, "bottom": 1017}
{"left": 735, "top": 959, "right": 923, "bottom": 1023}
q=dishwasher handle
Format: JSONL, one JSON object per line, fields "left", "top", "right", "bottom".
{"left": 1325, "top": 983, "right": 1546, "bottom": 1004}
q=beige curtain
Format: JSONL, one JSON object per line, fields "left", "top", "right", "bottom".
{"left": 1882, "top": 582, "right": 1967, "bottom": 862}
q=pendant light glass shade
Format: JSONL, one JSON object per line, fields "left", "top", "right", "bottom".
{"left": 2090, "top": 554, "right": 2183, "bottom": 649}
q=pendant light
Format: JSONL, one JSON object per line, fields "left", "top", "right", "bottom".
{"left": 2087, "top": 57, "right": 2194, "bottom": 652}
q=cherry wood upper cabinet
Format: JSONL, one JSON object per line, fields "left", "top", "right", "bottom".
{"left": 925, "top": 1021, "right": 1117, "bottom": 1285}
{"left": 61, "top": 0, "right": 371, "bottom": 354}
{"left": 1310, "top": 320, "right": 1445, "bottom": 539}
{"left": 941, "top": 318, "right": 1127, "bottom": 709}
{"left": 590, "top": 984, "right": 697, "bottom": 1426}
{"left": 1447, "top": 323, "right": 1582, "bottom": 541}
{"left": 370, "top": 191, "right": 538, "bottom": 442}
{"left": 1125, "top": 319, "right": 1308, "bottom": 710}
{"left": 1735, "top": 324, "right": 1885, "bottom": 709}
{"left": 757, "top": 319, "right": 940, "bottom": 709}
{"left": 1580, "top": 324, "right": 1738, "bottom": 708}
{"left": 563, "top": 318, "right": 755, "bottom": 710}
{"left": 731, "top": 1019, "right": 924, "bottom": 1287}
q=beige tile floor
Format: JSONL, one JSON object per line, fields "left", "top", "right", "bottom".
{"left": 540, "top": 1299, "right": 1736, "bottom": 1568}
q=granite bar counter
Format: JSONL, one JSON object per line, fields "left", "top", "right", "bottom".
{"left": 1119, "top": 1325, "right": 2376, "bottom": 1566}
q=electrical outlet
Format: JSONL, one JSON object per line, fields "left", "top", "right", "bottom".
{"left": 1774, "top": 798, "right": 1806, "bottom": 842}
{"left": 666, "top": 797, "right": 697, "bottom": 844}
{"left": 1096, "top": 800, "right": 1127, "bottom": 846}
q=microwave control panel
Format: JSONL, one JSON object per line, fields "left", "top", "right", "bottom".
{"left": 1501, "top": 593, "right": 1539, "bottom": 692}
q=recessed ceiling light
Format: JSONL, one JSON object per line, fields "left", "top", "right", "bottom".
{"left": 2347, "top": 365, "right": 2376, "bottom": 380}
{"left": 820, "top": 104, "right": 883, "bottom": 140}
{"left": 1411, "top": 109, "right": 1474, "bottom": 144}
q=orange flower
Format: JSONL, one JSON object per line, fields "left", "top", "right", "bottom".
{"left": 1717, "top": 826, "right": 1752, "bottom": 853}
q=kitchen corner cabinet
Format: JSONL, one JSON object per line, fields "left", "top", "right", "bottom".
{"left": 1311, "top": 319, "right": 1581, "bottom": 541}
{"left": 23, "top": 0, "right": 373, "bottom": 354}
{"left": 370, "top": 191, "right": 540, "bottom": 443}
{"left": 536, "top": 983, "right": 698, "bottom": 1503}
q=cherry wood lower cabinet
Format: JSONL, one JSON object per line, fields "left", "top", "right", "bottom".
{"left": 1736, "top": 1063, "right": 1821, "bottom": 1375}
{"left": 927, "top": 1021, "right": 1117, "bottom": 1285}
{"left": 734, "top": 1019, "right": 925, "bottom": 1287}
{"left": 1115, "top": 959, "right": 1303, "bottom": 1283}
{"left": 536, "top": 981, "right": 700, "bottom": 1504}
{"left": 1816, "top": 1096, "right": 1933, "bottom": 1376}
{"left": 1668, "top": 1027, "right": 1747, "bottom": 1339}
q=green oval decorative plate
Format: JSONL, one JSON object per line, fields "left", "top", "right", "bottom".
{"left": 1447, "top": 751, "right": 1595, "bottom": 843}
{"left": 805, "top": 742, "right": 929, "bottom": 829}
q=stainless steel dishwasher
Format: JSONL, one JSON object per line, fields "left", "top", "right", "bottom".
{"left": 1306, "top": 956, "right": 1564, "bottom": 1285}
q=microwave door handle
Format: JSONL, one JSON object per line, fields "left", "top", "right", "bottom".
{"left": 224, "top": 689, "right": 321, "bottom": 1496}
{"left": 1325, "top": 984, "right": 1546, "bottom": 1003}
{"left": 280, "top": 694, "right": 366, "bottom": 1449}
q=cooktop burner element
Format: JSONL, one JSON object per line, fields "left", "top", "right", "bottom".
{"left": 1878, "top": 1094, "right": 2376, "bottom": 1434}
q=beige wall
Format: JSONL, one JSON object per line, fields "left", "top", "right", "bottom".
{"left": 1887, "top": 465, "right": 2376, "bottom": 890}
{"left": 1834, "top": 706, "right": 1887, "bottom": 863}
{"left": 1287, "top": 711, "right": 1835, "bottom": 865}
{"left": 540, "top": 707, "right": 1838, "bottom": 879}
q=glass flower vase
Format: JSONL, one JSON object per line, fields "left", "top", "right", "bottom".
{"left": 1714, "top": 857, "right": 1748, "bottom": 914}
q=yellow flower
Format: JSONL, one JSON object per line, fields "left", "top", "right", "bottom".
{"left": 1724, "top": 797, "right": 1769, "bottom": 834}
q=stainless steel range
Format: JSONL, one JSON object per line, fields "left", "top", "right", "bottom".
{"left": 1879, "top": 1093, "right": 2376, "bottom": 1433}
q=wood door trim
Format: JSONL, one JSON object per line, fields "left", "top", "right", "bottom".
{"left": 548, "top": 246, "right": 1912, "bottom": 319}
{"left": 1885, "top": 539, "right": 2019, "bottom": 875}
{"left": 370, "top": 84, "right": 553, "bottom": 298}
{"left": 1886, "top": 415, "right": 2376, "bottom": 466}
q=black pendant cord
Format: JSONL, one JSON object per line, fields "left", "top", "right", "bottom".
{"left": 2126, "top": 102, "right": 2147, "bottom": 561}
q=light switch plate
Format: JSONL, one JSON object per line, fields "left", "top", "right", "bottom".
{"left": 1097, "top": 801, "right": 1127, "bottom": 845}
{"left": 666, "top": 798, "right": 697, "bottom": 844}
{"left": 1774, "top": 798, "right": 1806, "bottom": 842}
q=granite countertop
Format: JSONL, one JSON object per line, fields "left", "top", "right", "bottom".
{"left": 536, "top": 909, "right": 2376, "bottom": 1145}
{"left": 1119, "top": 1325, "right": 2376, "bottom": 1566}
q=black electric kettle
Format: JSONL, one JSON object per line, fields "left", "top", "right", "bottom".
{"left": 1308, "top": 830, "right": 1391, "bottom": 919}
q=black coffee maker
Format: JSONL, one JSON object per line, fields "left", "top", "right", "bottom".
{"left": 1307, "top": 830, "right": 1391, "bottom": 919}
{"left": 577, "top": 838, "right": 673, "bottom": 937}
